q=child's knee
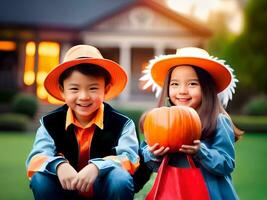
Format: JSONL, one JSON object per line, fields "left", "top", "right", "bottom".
{"left": 111, "top": 169, "right": 133, "bottom": 191}
{"left": 94, "top": 167, "right": 134, "bottom": 199}
{"left": 30, "top": 172, "right": 59, "bottom": 194}
{"left": 30, "top": 172, "right": 76, "bottom": 200}
{"left": 30, "top": 172, "right": 47, "bottom": 191}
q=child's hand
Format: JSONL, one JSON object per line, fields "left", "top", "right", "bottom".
{"left": 57, "top": 162, "right": 78, "bottom": 190}
{"left": 179, "top": 140, "right": 201, "bottom": 154}
{"left": 75, "top": 163, "right": 99, "bottom": 193}
{"left": 149, "top": 143, "right": 170, "bottom": 156}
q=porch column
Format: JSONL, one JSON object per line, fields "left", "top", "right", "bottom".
{"left": 60, "top": 43, "right": 72, "bottom": 62}
{"left": 154, "top": 43, "right": 165, "bottom": 56}
{"left": 119, "top": 43, "right": 131, "bottom": 101}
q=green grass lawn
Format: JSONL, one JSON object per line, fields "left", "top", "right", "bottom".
{"left": 0, "top": 132, "right": 267, "bottom": 200}
{"left": 0, "top": 132, "right": 35, "bottom": 200}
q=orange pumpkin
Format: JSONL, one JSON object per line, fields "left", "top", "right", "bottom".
{"left": 143, "top": 106, "right": 202, "bottom": 152}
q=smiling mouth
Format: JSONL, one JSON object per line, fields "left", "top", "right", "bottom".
{"left": 177, "top": 98, "right": 191, "bottom": 102}
{"left": 77, "top": 103, "right": 92, "bottom": 107}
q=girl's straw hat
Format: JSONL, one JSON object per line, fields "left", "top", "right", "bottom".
{"left": 44, "top": 45, "right": 127, "bottom": 101}
{"left": 140, "top": 47, "right": 238, "bottom": 107}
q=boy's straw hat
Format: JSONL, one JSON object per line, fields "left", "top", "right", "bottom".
{"left": 44, "top": 45, "right": 127, "bottom": 101}
{"left": 140, "top": 47, "right": 238, "bottom": 107}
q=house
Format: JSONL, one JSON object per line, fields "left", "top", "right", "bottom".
{"left": 0, "top": 0, "right": 212, "bottom": 107}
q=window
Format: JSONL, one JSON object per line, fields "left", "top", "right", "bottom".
{"left": 24, "top": 41, "right": 61, "bottom": 104}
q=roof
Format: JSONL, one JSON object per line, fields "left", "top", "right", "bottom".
{"left": 87, "top": 0, "right": 211, "bottom": 36}
{"left": 0, "top": 0, "right": 134, "bottom": 29}
{"left": 0, "top": 0, "right": 211, "bottom": 36}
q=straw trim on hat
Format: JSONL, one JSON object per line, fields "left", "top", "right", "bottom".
{"left": 140, "top": 47, "right": 238, "bottom": 107}
{"left": 44, "top": 45, "right": 127, "bottom": 101}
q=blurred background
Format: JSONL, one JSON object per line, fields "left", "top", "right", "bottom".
{"left": 0, "top": 0, "right": 266, "bottom": 199}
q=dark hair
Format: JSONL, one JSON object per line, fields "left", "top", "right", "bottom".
{"left": 192, "top": 66, "right": 243, "bottom": 140}
{"left": 58, "top": 63, "right": 111, "bottom": 88}
{"left": 193, "top": 66, "right": 220, "bottom": 138}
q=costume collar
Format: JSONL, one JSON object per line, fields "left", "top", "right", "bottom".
{"left": 65, "top": 103, "right": 104, "bottom": 130}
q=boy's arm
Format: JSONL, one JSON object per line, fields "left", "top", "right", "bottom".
{"left": 90, "top": 119, "right": 140, "bottom": 176}
{"left": 26, "top": 121, "right": 67, "bottom": 179}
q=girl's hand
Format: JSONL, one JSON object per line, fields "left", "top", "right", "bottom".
{"left": 148, "top": 143, "right": 170, "bottom": 156}
{"left": 179, "top": 140, "right": 201, "bottom": 154}
{"left": 57, "top": 162, "right": 78, "bottom": 190}
{"left": 75, "top": 163, "right": 99, "bottom": 193}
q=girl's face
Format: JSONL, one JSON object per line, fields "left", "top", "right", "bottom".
{"left": 169, "top": 65, "right": 202, "bottom": 110}
{"left": 60, "top": 71, "right": 107, "bottom": 126}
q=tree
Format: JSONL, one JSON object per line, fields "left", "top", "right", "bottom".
{"left": 222, "top": 0, "right": 267, "bottom": 94}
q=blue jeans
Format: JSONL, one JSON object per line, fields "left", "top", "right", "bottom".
{"left": 30, "top": 167, "right": 134, "bottom": 200}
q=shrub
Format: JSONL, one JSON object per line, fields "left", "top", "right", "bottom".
{"left": 0, "top": 113, "right": 31, "bottom": 131}
{"left": 243, "top": 96, "right": 267, "bottom": 116}
{"left": 232, "top": 115, "right": 267, "bottom": 133}
{"left": 11, "top": 93, "right": 38, "bottom": 118}
{"left": 0, "top": 90, "right": 17, "bottom": 103}
{"left": 116, "top": 108, "right": 145, "bottom": 135}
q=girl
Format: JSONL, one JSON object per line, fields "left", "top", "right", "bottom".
{"left": 140, "top": 47, "right": 243, "bottom": 200}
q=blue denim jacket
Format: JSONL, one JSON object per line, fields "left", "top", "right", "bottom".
{"left": 142, "top": 113, "right": 239, "bottom": 200}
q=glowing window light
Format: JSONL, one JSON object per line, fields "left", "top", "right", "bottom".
{"left": 24, "top": 71, "right": 35, "bottom": 86}
{"left": 24, "top": 42, "right": 36, "bottom": 86}
{"left": 0, "top": 41, "right": 16, "bottom": 51}
{"left": 39, "top": 42, "right": 60, "bottom": 56}
{"left": 37, "top": 42, "right": 60, "bottom": 103}
{"left": 36, "top": 71, "right": 48, "bottom": 85}
{"left": 38, "top": 86, "right": 63, "bottom": 105}
{"left": 26, "top": 42, "right": 36, "bottom": 55}
{"left": 48, "top": 95, "right": 64, "bottom": 105}
{"left": 38, "top": 42, "right": 60, "bottom": 76}
{"left": 37, "top": 85, "right": 48, "bottom": 100}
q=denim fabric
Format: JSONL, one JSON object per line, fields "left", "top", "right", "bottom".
{"left": 30, "top": 166, "right": 134, "bottom": 200}
{"left": 193, "top": 114, "right": 239, "bottom": 200}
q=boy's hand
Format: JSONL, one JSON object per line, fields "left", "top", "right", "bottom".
{"left": 179, "top": 140, "right": 201, "bottom": 154}
{"left": 57, "top": 162, "right": 78, "bottom": 190}
{"left": 75, "top": 163, "right": 99, "bottom": 193}
{"left": 149, "top": 143, "right": 170, "bottom": 156}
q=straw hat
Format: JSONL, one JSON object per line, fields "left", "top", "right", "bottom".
{"left": 44, "top": 45, "right": 127, "bottom": 101}
{"left": 140, "top": 47, "right": 238, "bottom": 107}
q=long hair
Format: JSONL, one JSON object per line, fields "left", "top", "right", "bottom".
{"left": 157, "top": 65, "right": 243, "bottom": 140}
{"left": 193, "top": 66, "right": 220, "bottom": 138}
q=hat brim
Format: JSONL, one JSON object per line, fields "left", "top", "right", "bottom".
{"left": 44, "top": 58, "right": 127, "bottom": 101}
{"left": 151, "top": 56, "right": 231, "bottom": 93}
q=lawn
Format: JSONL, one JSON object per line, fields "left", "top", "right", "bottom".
{"left": 0, "top": 132, "right": 266, "bottom": 200}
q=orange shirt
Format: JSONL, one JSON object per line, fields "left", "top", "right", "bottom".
{"left": 65, "top": 104, "right": 104, "bottom": 171}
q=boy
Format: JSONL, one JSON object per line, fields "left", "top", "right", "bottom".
{"left": 26, "top": 45, "right": 140, "bottom": 200}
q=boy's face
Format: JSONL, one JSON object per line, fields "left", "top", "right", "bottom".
{"left": 60, "top": 70, "right": 108, "bottom": 125}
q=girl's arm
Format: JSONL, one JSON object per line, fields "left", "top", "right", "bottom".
{"left": 193, "top": 114, "right": 236, "bottom": 176}
{"left": 140, "top": 141, "right": 170, "bottom": 172}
